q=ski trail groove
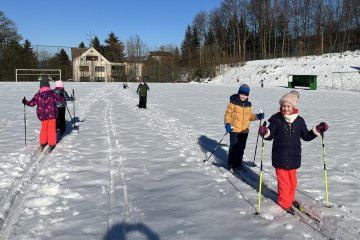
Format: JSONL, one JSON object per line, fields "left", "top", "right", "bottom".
{"left": 116, "top": 85, "right": 357, "bottom": 240}
{"left": 0, "top": 151, "right": 50, "bottom": 239}
{"left": 103, "top": 88, "right": 132, "bottom": 232}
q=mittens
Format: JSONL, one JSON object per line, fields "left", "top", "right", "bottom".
{"left": 256, "top": 112, "right": 265, "bottom": 120}
{"left": 258, "top": 126, "right": 268, "bottom": 137}
{"left": 316, "top": 122, "right": 329, "bottom": 133}
{"left": 225, "top": 123, "right": 232, "bottom": 133}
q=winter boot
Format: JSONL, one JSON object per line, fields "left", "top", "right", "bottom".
{"left": 292, "top": 200, "right": 305, "bottom": 213}
{"left": 48, "top": 145, "right": 56, "bottom": 153}
{"left": 284, "top": 207, "right": 295, "bottom": 215}
{"left": 39, "top": 144, "right": 47, "bottom": 152}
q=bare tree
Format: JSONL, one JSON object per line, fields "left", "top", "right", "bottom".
{"left": 126, "top": 34, "right": 148, "bottom": 61}
{"left": 0, "top": 11, "right": 22, "bottom": 45}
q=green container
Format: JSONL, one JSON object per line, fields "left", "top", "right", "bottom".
{"left": 290, "top": 75, "right": 317, "bottom": 90}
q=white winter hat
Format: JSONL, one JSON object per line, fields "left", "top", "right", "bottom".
{"left": 279, "top": 92, "right": 298, "bottom": 108}
{"left": 55, "top": 80, "right": 64, "bottom": 88}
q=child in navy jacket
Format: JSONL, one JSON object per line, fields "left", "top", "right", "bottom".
{"left": 258, "top": 91, "right": 329, "bottom": 214}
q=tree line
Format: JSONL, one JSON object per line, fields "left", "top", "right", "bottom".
{"left": 1, "top": 0, "right": 360, "bottom": 82}
{"left": 180, "top": 0, "right": 360, "bottom": 80}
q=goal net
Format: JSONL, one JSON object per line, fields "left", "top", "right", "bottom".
{"left": 331, "top": 71, "right": 360, "bottom": 91}
{"left": 15, "top": 69, "right": 61, "bottom": 82}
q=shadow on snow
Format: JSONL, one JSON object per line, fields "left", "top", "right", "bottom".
{"left": 197, "top": 135, "right": 278, "bottom": 204}
{"left": 103, "top": 222, "right": 161, "bottom": 240}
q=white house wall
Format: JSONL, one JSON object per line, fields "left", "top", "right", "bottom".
{"left": 73, "top": 47, "right": 143, "bottom": 82}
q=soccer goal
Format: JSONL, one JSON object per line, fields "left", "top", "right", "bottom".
{"left": 331, "top": 71, "right": 360, "bottom": 91}
{"left": 15, "top": 69, "right": 61, "bottom": 82}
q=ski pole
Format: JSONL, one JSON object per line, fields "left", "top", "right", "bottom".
{"left": 203, "top": 132, "right": 228, "bottom": 162}
{"left": 256, "top": 121, "right": 267, "bottom": 214}
{"left": 253, "top": 109, "right": 263, "bottom": 166}
{"left": 23, "top": 97, "right": 27, "bottom": 145}
{"left": 66, "top": 105, "right": 75, "bottom": 127}
{"left": 321, "top": 132, "right": 330, "bottom": 208}
{"left": 72, "top": 89, "right": 75, "bottom": 122}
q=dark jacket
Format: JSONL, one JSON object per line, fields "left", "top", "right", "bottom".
{"left": 136, "top": 83, "right": 149, "bottom": 96}
{"left": 53, "top": 87, "right": 74, "bottom": 108}
{"left": 26, "top": 89, "right": 64, "bottom": 120}
{"left": 265, "top": 112, "right": 317, "bottom": 169}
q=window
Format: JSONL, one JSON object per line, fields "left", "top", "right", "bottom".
{"left": 112, "top": 65, "right": 124, "bottom": 73}
{"left": 95, "top": 66, "right": 105, "bottom": 72}
{"left": 86, "top": 55, "right": 98, "bottom": 61}
{"left": 80, "top": 66, "right": 89, "bottom": 72}
{"left": 95, "top": 77, "right": 105, "bottom": 82}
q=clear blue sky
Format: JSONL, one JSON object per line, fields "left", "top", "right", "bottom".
{"left": 1, "top": 0, "right": 222, "bottom": 49}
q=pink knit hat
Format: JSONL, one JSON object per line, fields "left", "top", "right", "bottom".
{"left": 279, "top": 92, "right": 298, "bottom": 108}
{"left": 55, "top": 80, "right": 64, "bottom": 88}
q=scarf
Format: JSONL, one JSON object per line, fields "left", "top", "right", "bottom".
{"left": 281, "top": 108, "right": 299, "bottom": 123}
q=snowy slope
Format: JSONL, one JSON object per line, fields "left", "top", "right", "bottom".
{"left": 209, "top": 50, "right": 360, "bottom": 91}
{"left": 0, "top": 51, "right": 360, "bottom": 239}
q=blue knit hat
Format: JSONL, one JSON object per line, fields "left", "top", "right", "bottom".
{"left": 238, "top": 83, "right": 250, "bottom": 96}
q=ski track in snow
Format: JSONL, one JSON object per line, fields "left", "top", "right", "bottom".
{"left": 117, "top": 86, "right": 340, "bottom": 239}
{"left": 121, "top": 86, "right": 360, "bottom": 240}
{"left": 0, "top": 83, "right": 360, "bottom": 239}
{"left": 0, "top": 85, "right": 100, "bottom": 239}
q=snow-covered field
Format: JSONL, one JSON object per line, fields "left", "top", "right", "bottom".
{"left": 0, "top": 80, "right": 359, "bottom": 240}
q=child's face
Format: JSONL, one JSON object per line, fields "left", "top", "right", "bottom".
{"left": 239, "top": 94, "right": 248, "bottom": 101}
{"left": 281, "top": 102, "right": 294, "bottom": 114}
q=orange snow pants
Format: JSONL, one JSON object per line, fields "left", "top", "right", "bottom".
{"left": 40, "top": 119, "right": 57, "bottom": 146}
{"left": 275, "top": 168, "right": 297, "bottom": 209}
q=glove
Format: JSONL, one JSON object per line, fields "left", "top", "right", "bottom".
{"left": 258, "top": 126, "right": 268, "bottom": 137}
{"left": 316, "top": 122, "right": 329, "bottom": 133}
{"left": 22, "top": 98, "right": 27, "bottom": 105}
{"left": 225, "top": 123, "right": 232, "bottom": 133}
{"left": 256, "top": 112, "right": 265, "bottom": 120}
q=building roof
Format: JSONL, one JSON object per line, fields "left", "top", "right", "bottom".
{"left": 148, "top": 51, "right": 174, "bottom": 57}
{"left": 71, "top": 48, "right": 88, "bottom": 61}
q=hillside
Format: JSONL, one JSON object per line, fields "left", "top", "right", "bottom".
{"left": 208, "top": 50, "right": 360, "bottom": 91}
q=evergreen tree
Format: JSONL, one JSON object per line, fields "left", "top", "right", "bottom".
{"left": 181, "top": 25, "right": 192, "bottom": 67}
{"left": 191, "top": 26, "right": 200, "bottom": 67}
{"left": 0, "top": 40, "right": 22, "bottom": 80}
{"left": 48, "top": 49, "right": 71, "bottom": 80}
{"left": 19, "top": 39, "right": 37, "bottom": 81}
{"left": 78, "top": 42, "right": 85, "bottom": 48}
{"left": 104, "top": 31, "right": 125, "bottom": 62}
{"left": 90, "top": 36, "right": 103, "bottom": 54}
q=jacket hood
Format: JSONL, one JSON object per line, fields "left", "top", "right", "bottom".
{"left": 230, "top": 94, "right": 250, "bottom": 106}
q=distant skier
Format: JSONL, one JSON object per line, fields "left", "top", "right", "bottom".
{"left": 258, "top": 91, "right": 328, "bottom": 214}
{"left": 136, "top": 79, "right": 150, "bottom": 109}
{"left": 22, "top": 77, "right": 64, "bottom": 152}
{"left": 53, "top": 80, "right": 74, "bottom": 135}
{"left": 123, "top": 83, "right": 129, "bottom": 89}
{"left": 224, "top": 83, "right": 264, "bottom": 170}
